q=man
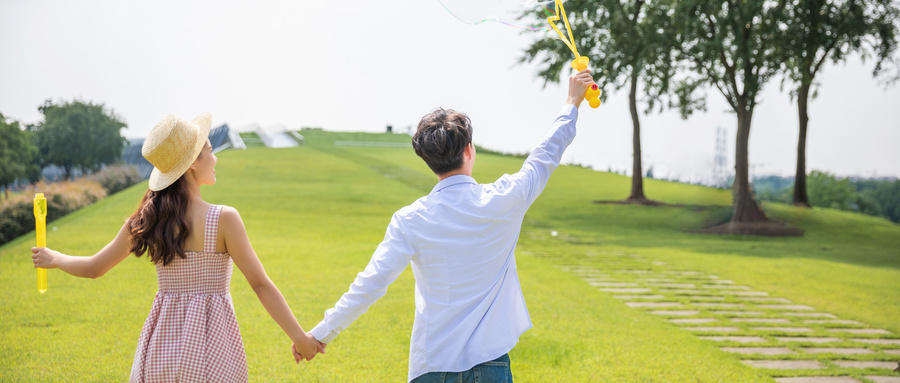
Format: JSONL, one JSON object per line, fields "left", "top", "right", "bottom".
{"left": 309, "top": 70, "right": 594, "bottom": 382}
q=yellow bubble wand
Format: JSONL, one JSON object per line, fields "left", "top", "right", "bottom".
{"left": 34, "top": 193, "right": 47, "bottom": 293}
{"left": 546, "top": 0, "right": 602, "bottom": 108}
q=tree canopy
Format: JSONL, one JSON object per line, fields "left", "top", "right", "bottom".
{"left": 520, "top": 0, "right": 680, "bottom": 204}
{"left": 0, "top": 112, "right": 39, "bottom": 195}
{"left": 32, "top": 100, "right": 127, "bottom": 179}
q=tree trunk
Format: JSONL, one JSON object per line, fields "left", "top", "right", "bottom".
{"left": 793, "top": 82, "right": 811, "bottom": 207}
{"left": 731, "top": 105, "right": 768, "bottom": 223}
{"left": 627, "top": 74, "right": 647, "bottom": 202}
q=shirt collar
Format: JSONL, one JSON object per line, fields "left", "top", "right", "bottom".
{"left": 430, "top": 174, "right": 477, "bottom": 194}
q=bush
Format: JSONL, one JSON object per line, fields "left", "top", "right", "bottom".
{"left": 0, "top": 180, "right": 106, "bottom": 245}
{"left": 88, "top": 165, "right": 142, "bottom": 195}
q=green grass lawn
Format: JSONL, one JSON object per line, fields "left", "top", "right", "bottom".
{"left": 1, "top": 132, "right": 897, "bottom": 382}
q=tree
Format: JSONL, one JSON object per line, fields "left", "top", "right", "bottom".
{"left": 520, "top": 0, "right": 677, "bottom": 204}
{"left": 871, "top": 180, "right": 900, "bottom": 223}
{"left": 0, "top": 112, "right": 39, "bottom": 199}
{"left": 666, "top": 0, "right": 791, "bottom": 233}
{"left": 778, "top": 0, "right": 899, "bottom": 207}
{"left": 805, "top": 170, "right": 856, "bottom": 209}
{"left": 32, "top": 100, "right": 127, "bottom": 179}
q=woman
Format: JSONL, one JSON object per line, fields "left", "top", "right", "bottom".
{"left": 31, "top": 112, "right": 317, "bottom": 382}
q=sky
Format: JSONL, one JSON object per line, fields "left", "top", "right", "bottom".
{"left": 2, "top": 0, "right": 899, "bottom": 182}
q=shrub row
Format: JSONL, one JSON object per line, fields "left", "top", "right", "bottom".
{"left": 0, "top": 165, "right": 142, "bottom": 246}
{"left": 88, "top": 165, "right": 143, "bottom": 195}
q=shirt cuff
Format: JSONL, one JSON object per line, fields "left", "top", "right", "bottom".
{"left": 560, "top": 103, "right": 577, "bottom": 118}
{"left": 310, "top": 322, "right": 338, "bottom": 344}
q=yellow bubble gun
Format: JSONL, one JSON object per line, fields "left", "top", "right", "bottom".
{"left": 570, "top": 56, "right": 602, "bottom": 108}
{"left": 547, "top": 0, "right": 602, "bottom": 108}
{"left": 34, "top": 193, "right": 47, "bottom": 293}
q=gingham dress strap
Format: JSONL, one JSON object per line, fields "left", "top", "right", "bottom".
{"left": 203, "top": 205, "right": 223, "bottom": 253}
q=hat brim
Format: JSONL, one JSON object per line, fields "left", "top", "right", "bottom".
{"left": 147, "top": 112, "right": 213, "bottom": 191}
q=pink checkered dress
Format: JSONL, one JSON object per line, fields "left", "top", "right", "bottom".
{"left": 130, "top": 205, "right": 249, "bottom": 383}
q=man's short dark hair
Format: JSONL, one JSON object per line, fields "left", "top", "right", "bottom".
{"left": 412, "top": 108, "right": 473, "bottom": 175}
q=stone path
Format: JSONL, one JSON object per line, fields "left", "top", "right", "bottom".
{"left": 544, "top": 249, "right": 900, "bottom": 383}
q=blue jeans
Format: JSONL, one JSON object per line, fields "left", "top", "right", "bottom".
{"left": 411, "top": 354, "right": 512, "bottom": 383}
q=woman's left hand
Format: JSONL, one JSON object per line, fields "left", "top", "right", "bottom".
{"left": 31, "top": 247, "right": 61, "bottom": 269}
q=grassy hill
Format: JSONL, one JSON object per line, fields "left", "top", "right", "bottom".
{"left": 1, "top": 131, "right": 897, "bottom": 382}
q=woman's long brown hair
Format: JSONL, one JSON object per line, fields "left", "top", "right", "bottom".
{"left": 127, "top": 176, "right": 190, "bottom": 266}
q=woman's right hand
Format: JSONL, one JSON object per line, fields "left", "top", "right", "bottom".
{"left": 31, "top": 247, "right": 62, "bottom": 269}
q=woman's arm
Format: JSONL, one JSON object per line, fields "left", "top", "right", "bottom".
{"left": 30, "top": 223, "right": 133, "bottom": 279}
{"left": 220, "top": 206, "right": 318, "bottom": 361}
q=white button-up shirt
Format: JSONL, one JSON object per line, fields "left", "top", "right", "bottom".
{"left": 310, "top": 104, "right": 579, "bottom": 381}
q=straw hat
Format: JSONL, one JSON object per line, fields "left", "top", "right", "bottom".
{"left": 142, "top": 112, "right": 212, "bottom": 191}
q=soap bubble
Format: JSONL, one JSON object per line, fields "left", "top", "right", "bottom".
{"left": 436, "top": 0, "right": 556, "bottom": 31}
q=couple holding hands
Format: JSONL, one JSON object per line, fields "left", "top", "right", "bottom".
{"left": 29, "top": 71, "right": 594, "bottom": 383}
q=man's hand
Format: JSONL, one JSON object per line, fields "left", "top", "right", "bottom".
{"left": 292, "top": 333, "right": 328, "bottom": 364}
{"left": 292, "top": 333, "right": 320, "bottom": 363}
{"left": 566, "top": 69, "right": 594, "bottom": 108}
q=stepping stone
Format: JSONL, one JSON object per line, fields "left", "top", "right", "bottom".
{"left": 688, "top": 296, "right": 726, "bottom": 301}
{"left": 801, "top": 348, "right": 873, "bottom": 355}
{"left": 883, "top": 350, "right": 900, "bottom": 355}
{"left": 649, "top": 310, "right": 700, "bottom": 316}
{"left": 691, "top": 303, "right": 745, "bottom": 308}
{"left": 775, "top": 378, "right": 861, "bottom": 383}
{"left": 803, "top": 320, "right": 863, "bottom": 325}
{"left": 637, "top": 278, "right": 676, "bottom": 282}
{"left": 851, "top": 338, "right": 900, "bottom": 345}
{"left": 707, "top": 280, "right": 735, "bottom": 284}
{"left": 776, "top": 337, "right": 842, "bottom": 343}
{"left": 614, "top": 270, "right": 652, "bottom": 274}
{"left": 828, "top": 329, "right": 892, "bottom": 335}
{"left": 722, "top": 291, "right": 769, "bottom": 296}
{"left": 599, "top": 288, "right": 652, "bottom": 293}
{"left": 658, "top": 289, "right": 707, "bottom": 294}
{"left": 785, "top": 313, "right": 837, "bottom": 318}
{"left": 866, "top": 377, "right": 900, "bottom": 383}
{"left": 731, "top": 318, "right": 791, "bottom": 324}
{"left": 752, "top": 327, "right": 814, "bottom": 333}
{"left": 742, "top": 360, "right": 824, "bottom": 369}
{"left": 832, "top": 361, "right": 898, "bottom": 369}
{"left": 738, "top": 297, "right": 793, "bottom": 303}
{"left": 721, "top": 347, "right": 795, "bottom": 355}
{"left": 652, "top": 261, "right": 666, "bottom": 266}
{"left": 663, "top": 271, "right": 702, "bottom": 275}
{"left": 669, "top": 318, "right": 719, "bottom": 324}
{"left": 645, "top": 283, "right": 695, "bottom": 288}
{"left": 613, "top": 295, "right": 666, "bottom": 300}
{"left": 711, "top": 311, "right": 765, "bottom": 316}
{"left": 684, "top": 327, "right": 741, "bottom": 332}
{"left": 757, "top": 305, "right": 816, "bottom": 311}
{"left": 583, "top": 277, "right": 613, "bottom": 282}
{"left": 702, "top": 285, "right": 752, "bottom": 290}
{"left": 589, "top": 282, "right": 638, "bottom": 287}
{"left": 626, "top": 302, "right": 682, "bottom": 308}
{"left": 700, "top": 336, "right": 767, "bottom": 343}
